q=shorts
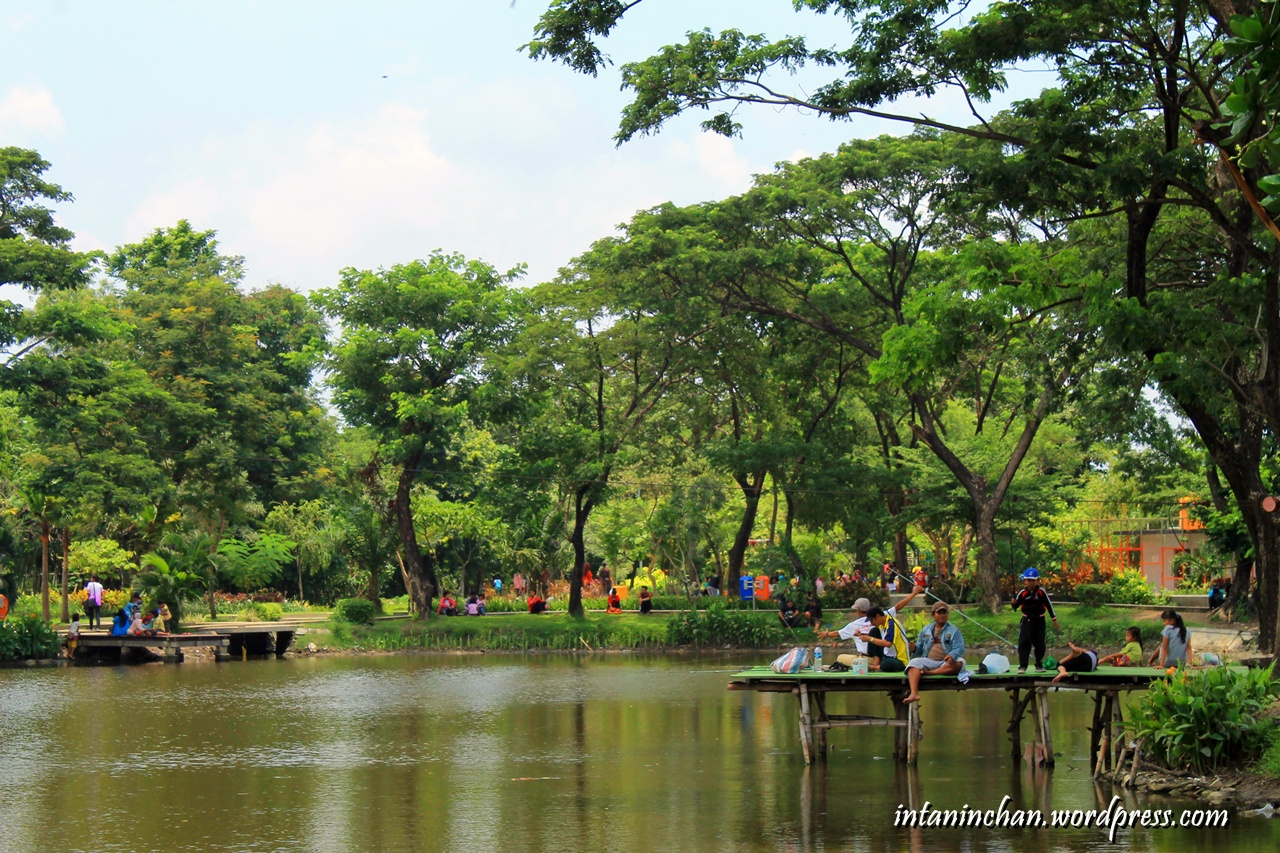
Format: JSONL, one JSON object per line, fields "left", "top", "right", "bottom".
{"left": 906, "top": 657, "right": 960, "bottom": 672}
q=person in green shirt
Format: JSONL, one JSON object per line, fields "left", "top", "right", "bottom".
{"left": 1098, "top": 626, "right": 1144, "bottom": 667}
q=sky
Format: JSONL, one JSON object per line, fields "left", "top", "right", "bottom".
{"left": 0, "top": 0, "right": 1047, "bottom": 291}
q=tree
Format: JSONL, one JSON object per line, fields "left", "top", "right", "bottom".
{"left": 0, "top": 147, "right": 94, "bottom": 354}
{"left": 265, "top": 500, "right": 339, "bottom": 602}
{"left": 526, "top": 2, "right": 1280, "bottom": 647}
{"left": 518, "top": 237, "right": 714, "bottom": 616}
{"left": 314, "top": 252, "right": 525, "bottom": 617}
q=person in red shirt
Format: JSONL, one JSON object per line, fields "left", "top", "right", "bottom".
{"left": 913, "top": 567, "right": 929, "bottom": 589}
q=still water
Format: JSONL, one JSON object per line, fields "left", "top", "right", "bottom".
{"left": 1, "top": 653, "right": 1276, "bottom": 852}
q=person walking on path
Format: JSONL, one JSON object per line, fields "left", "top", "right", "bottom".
{"left": 1012, "top": 568, "right": 1058, "bottom": 673}
{"left": 84, "top": 575, "right": 105, "bottom": 629}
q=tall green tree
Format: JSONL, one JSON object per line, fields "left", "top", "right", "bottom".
{"left": 314, "top": 252, "right": 525, "bottom": 617}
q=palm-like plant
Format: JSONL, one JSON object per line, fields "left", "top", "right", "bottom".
{"left": 135, "top": 552, "right": 205, "bottom": 631}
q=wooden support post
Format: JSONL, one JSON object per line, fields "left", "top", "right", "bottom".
{"left": 906, "top": 701, "right": 920, "bottom": 765}
{"left": 1036, "top": 687, "right": 1055, "bottom": 768}
{"left": 813, "top": 692, "right": 828, "bottom": 760}
{"left": 1088, "top": 690, "right": 1103, "bottom": 768}
{"left": 893, "top": 695, "right": 909, "bottom": 762}
{"left": 1112, "top": 694, "right": 1126, "bottom": 769}
{"left": 1007, "top": 688, "right": 1026, "bottom": 761}
{"left": 1094, "top": 692, "right": 1114, "bottom": 776}
{"left": 797, "top": 684, "right": 813, "bottom": 766}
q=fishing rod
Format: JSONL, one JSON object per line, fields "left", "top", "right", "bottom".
{"left": 882, "top": 565, "right": 1013, "bottom": 648}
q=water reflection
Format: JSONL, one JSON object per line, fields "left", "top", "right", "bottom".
{"left": 0, "top": 655, "right": 1275, "bottom": 853}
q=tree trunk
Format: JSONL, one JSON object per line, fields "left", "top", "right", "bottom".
{"left": 726, "top": 470, "right": 766, "bottom": 591}
{"left": 782, "top": 488, "right": 804, "bottom": 576}
{"left": 296, "top": 557, "right": 304, "bottom": 603}
{"left": 393, "top": 457, "right": 437, "bottom": 619}
{"left": 60, "top": 527, "right": 70, "bottom": 623}
{"left": 973, "top": 502, "right": 1002, "bottom": 611}
{"left": 40, "top": 518, "right": 50, "bottom": 622}
{"left": 567, "top": 485, "right": 590, "bottom": 618}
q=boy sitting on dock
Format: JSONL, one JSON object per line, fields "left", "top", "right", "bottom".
{"left": 902, "top": 602, "right": 966, "bottom": 703}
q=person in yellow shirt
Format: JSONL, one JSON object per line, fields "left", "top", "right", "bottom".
{"left": 1098, "top": 626, "right": 1143, "bottom": 667}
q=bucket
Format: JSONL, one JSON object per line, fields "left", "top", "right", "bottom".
{"left": 849, "top": 656, "right": 869, "bottom": 675}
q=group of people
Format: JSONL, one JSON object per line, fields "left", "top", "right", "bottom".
{"left": 106, "top": 592, "right": 171, "bottom": 638}
{"left": 525, "top": 585, "right": 654, "bottom": 614}
{"left": 811, "top": 567, "right": 1200, "bottom": 701}
{"left": 436, "top": 593, "right": 487, "bottom": 616}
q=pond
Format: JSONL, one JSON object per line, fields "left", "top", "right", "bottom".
{"left": 1, "top": 653, "right": 1275, "bottom": 852}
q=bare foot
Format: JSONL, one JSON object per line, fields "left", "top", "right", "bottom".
{"left": 1051, "top": 671, "right": 1068, "bottom": 683}
{"left": 903, "top": 694, "right": 920, "bottom": 704}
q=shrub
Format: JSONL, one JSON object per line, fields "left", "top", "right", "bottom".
{"left": 0, "top": 615, "right": 60, "bottom": 661}
{"left": 334, "top": 598, "right": 377, "bottom": 625}
{"left": 665, "top": 600, "right": 787, "bottom": 647}
{"left": 821, "top": 582, "right": 889, "bottom": 611}
{"left": 239, "top": 602, "right": 283, "bottom": 622}
{"left": 1127, "top": 664, "right": 1279, "bottom": 772}
{"left": 1075, "top": 584, "right": 1109, "bottom": 607}
{"left": 1106, "top": 570, "right": 1161, "bottom": 605}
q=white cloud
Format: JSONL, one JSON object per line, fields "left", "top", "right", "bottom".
{"left": 1, "top": 13, "right": 32, "bottom": 35}
{"left": 0, "top": 84, "right": 65, "bottom": 138}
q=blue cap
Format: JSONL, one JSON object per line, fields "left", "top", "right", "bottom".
{"left": 1021, "top": 568, "right": 1039, "bottom": 580}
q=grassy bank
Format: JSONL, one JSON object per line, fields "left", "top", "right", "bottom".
{"left": 328, "top": 612, "right": 675, "bottom": 652}
{"left": 319, "top": 603, "right": 1233, "bottom": 655}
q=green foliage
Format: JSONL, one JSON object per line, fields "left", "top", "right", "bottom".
{"left": 238, "top": 601, "right": 283, "bottom": 622}
{"left": 135, "top": 552, "right": 204, "bottom": 629}
{"left": 217, "top": 534, "right": 296, "bottom": 591}
{"left": 664, "top": 600, "right": 787, "bottom": 647}
{"left": 1075, "top": 584, "right": 1108, "bottom": 608}
{"left": 1256, "top": 725, "right": 1280, "bottom": 778}
{"left": 0, "top": 614, "right": 60, "bottom": 660}
{"left": 68, "top": 538, "right": 136, "bottom": 584}
{"left": 1105, "top": 570, "right": 1170, "bottom": 606}
{"left": 334, "top": 597, "right": 377, "bottom": 625}
{"left": 1127, "top": 665, "right": 1280, "bottom": 773}
{"left": 821, "top": 582, "right": 889, "bottom": 611}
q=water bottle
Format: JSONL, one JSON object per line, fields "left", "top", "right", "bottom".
{"left": 813, "top": 646, "right": 823, "bottom": 672}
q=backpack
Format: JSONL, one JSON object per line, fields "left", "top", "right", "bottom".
{"left": 770, "top": 647, "right": 811, "bottom": 674}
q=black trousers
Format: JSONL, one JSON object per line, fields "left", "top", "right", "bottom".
{"left": 1018, "top": 616, "right": 1047, "bottom": 668}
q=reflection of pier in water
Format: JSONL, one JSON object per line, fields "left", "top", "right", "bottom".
{"left": 730, "top": 666, "right": 1190, "bottom": 777}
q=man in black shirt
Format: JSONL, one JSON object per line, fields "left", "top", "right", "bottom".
{"left": 1012, "top": 568, "right": 1059, "bottom": 673}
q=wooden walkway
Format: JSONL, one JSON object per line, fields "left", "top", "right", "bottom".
{"left": 77, "top": 632, "right": 231, "bottom": 663}
{"left": 69, "top": 617, "right": 318, "bottom": 662}
{"left": 729, "top": 665, "right": 1179, "bottom": 772}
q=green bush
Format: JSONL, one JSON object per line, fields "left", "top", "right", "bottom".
{"left": 1127, "top": 663, "right": 1279, "bottom": 772}
{"left": 665, "top": 600, "right": 788, "bottom": 647}
{"left": 1105, "top": 570, "right": 1169, "bottom": 605}
{"left": 0, "top": 615, "right": 60, "bottom": 661}
{"left": 239, "top": 602, "right": 283, "bottom": 622}
{"left": 334, "top": 598, "right": 377, "bottom": 625}
{"left": 1075, "top": 584, "right": 1109, "bottom": 607}
{"left": 820, "top": 582, "right": 889, "bottom": 611}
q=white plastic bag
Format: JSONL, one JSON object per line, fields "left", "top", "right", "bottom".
{"left": 982, "top": 652, "right": 1010, "bottom": 674}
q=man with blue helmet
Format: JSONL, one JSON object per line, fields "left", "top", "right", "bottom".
{"left": 1012, "top": 568, "right": 1058, "bottom": 673}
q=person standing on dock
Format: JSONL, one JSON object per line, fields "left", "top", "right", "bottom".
{"left": 1012, "top": 568, "right": 1058, "bottom": 673}
{"left": 84, "top": 575, "right": 104, "bottom": 629}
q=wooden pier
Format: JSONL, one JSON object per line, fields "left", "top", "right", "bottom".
{"left": 69, "top": 616, "right": 319, "bottom": 663}
{"left": 730, "top": 665, "right": 1176, "bottom": 773}
{"left": 77, "top": 632, "right": 231, "bottom": 663}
